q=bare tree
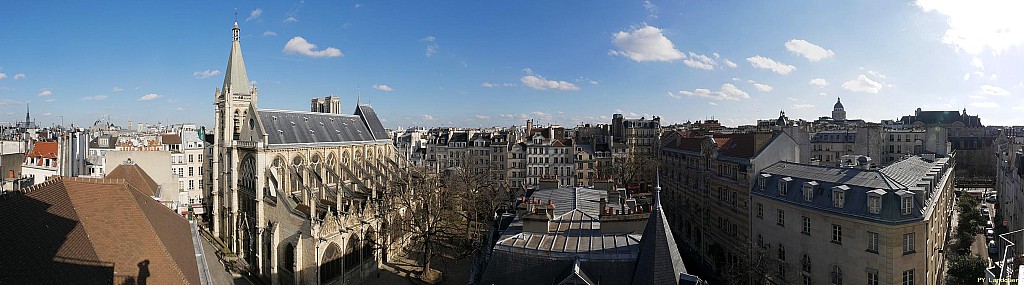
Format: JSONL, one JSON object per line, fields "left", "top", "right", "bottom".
{"left": 384, "top": 165, "right": 463, "bottom": 280}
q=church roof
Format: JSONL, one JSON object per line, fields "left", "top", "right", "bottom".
{"left": 834, "top": 97, "right": 844, "bottom": 109}
{"left": 222, "top": 21, "right": 250, "bottom": 95}
{"left": 258, "top": 108, "right": 387, "bottom": 146}
{"left": 354, "top": 105, "right": 390, "bottom": 140}
{"left": 0, "top": 177, "right": 201, "bottom": 284}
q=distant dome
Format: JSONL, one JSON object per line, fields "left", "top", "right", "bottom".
{"left": 834, "top": 97, "right": 844, "bottom": 110}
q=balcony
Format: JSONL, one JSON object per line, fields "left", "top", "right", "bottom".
{"left": 233, "top": 141, "right": 256, "bottom": 149}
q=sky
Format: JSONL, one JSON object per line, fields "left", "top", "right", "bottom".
{"left": 2, "top": 1, "right": 1024, "bottom": 130}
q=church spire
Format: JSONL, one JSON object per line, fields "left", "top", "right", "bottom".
{"left": 25, "top": 103, "right": 30, "bottom": 124}
{"left": 223, "top": 20, "right": 250, "bottom": 96}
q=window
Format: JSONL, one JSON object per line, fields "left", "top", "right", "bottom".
{"left": 831, "top": 266, "right": 843, "bottom": 285}
{"left": 867, "top": 270, "right": 879, "bottom": 285}
{"left": 868, "top": 196, "right": 881, "bottom": 214}
{"left": 779, "top": 178, "right": 791, "bottom": 196}
{"left": 803, "top": 275, "right": 812, "bottom": 285}
{"left": 832, "top": 185, "right": 848, "bottom": 208}
{"left": 903, "top": 233, "right": 915, "bottom": 254}
{"left": 902, "top": 196, "right": 913, "bottom": 215}
{"left": 757, "top": 234, "right": 764, "bottom": 248}
{"left": 759, "top": 174, "right": 770, "bottom": 191}
{"left": 802, "top": 216, "right": 811, "bottom": 235}
{"left": 757, "top": 203, "right": 763, "bottom": 218}
{"left": 801, "top": 254, "right": 811, "bottom": 272}
{"left": 188, "top": 167, "right": 194, "bottom": 177}
{"left": 778, "top": 209, "right": 785, "bottom": 227}
{"left": 832, "top": 224, "right": 842, "bottom": 244}
{"left": 867, "top": 232, "right": 879, "bottom": 253}
{"left": 188, "top": 154, "right": 194, "bottom": 163}
{"left": 902, "top": 269, "right": 914, "bottom": 285}
{"left": 803, "top": 181, "right": 817, "bottom": 202}
{"left": 778, "top": 245, "right": 786, "bottom": 261}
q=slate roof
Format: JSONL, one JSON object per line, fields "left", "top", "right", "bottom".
{"left": 632, "top": 181, "right": 692, "bottom": 285}
{"left": 0, "top": 177, "right": 201, "bottom": 284}
{"left": 354, "top": 105, "right": 389, "bottom": 140}
{"left": 222, "top": 22, "right": 249, "bottom": 95}
{"left": 258, "top": 109, "right": 383, "bottom": 146}
{"left": 662, "top": 133, "right": 768, "bottom": 159}
{"left": 756, "top": 156, "right": 952, "bottom": 224}
{"left": 898, "top": 110, "right": 982, "bottom": 126}
{"left": 105, "top": 163, "right": 160, "bottom": 197}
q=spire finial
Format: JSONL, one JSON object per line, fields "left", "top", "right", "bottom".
{"left": 357, "top": 85, "right": 361, "bottom": 106}
{"left": 654, "top": 168, "right": 662, "bottom": 210}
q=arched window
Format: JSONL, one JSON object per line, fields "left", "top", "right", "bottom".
{"left": 283, "top": 243, "right": 295, "bottom": 273}
{"left": 344, "top": 236, "right": 361, "bottom": 271}
{"left": 320, "top": 243, "right": 343, "bottom": 282}
{"left": 831, "top": 265, "right": 843, "bottom": 285}
{"left": 362, "top": 231, "right": 375, "bottom": 263}
{"left": 232, "top": 111, "right": 241, "bottom": 140}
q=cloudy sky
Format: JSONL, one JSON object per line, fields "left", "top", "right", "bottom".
{"left": 1, "top": 1, "right": 1023, "bottom": 129}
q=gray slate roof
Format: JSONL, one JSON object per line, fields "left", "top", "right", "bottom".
{"left": 258, "top": 109, "right": 383, "bottom": 146}
{"left": 756, "top": 156, "right": 951, "bottom": 224}
{"left": 354, "top": 105, "right": 389, "bottom": 140}
{"left": 632, "top": 184, "right": 692, "bottom": 285}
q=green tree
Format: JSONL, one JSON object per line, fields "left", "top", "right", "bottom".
{"left": 946, "top": 254, "right": 987, "bottom": 284}
{"left": 953, "top": 196, "right": 985, "bottom": 254}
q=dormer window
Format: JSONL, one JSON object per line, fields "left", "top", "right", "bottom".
{"left": 832, "top": 185, "right": 849, "bottom": 208}
{"left": 759, "top": 174, "right": 771, "bottom": 192}
{"left": 803, "top": 181, "right": 818, "bottom": 202}
{"left": 779, "top": 177, "right": 793, "bottom": 196}
{"left": 896, "top": 190, "right": 914, "bottom": 215}
{"left": 867, "top": 189, "right": 886, "bottom": 214}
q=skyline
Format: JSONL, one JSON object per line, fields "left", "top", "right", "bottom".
{"left": 2, "top": 1, "right": 1024, "bottom": 129}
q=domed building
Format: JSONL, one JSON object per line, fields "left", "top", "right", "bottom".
{"left": 832, "top": 97, "right": 847, "bottom": 121}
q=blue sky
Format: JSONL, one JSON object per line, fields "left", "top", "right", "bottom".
{"left": 2, "top": 1, "right": 1023, "bottom": 129}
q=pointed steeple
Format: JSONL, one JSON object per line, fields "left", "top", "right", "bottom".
{"left": 25, "top": 103, "right": 30, "bottom": 124}
{"left": 223, "top": 21, "right": 250, "bottom": 96}
{"left": 633, "top": 171, "right": 694, "bottom": 285}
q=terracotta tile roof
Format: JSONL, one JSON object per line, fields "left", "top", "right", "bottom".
{"left": 0, "top": 177, "right": 200, "bottom": 284}
{"left": 161, "top": 134, "right": 182, "bottom": 145}
{"left": 105, "top": 164, "right": 160, "bottom": 197}
{"left": 28, "top": 141, "right": 59, "bottom": 159}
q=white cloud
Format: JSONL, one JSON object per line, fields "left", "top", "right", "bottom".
{"left": 784, "top": 39, "right": 835, "bottom": 62}
{"left": 0, "top": 73, "right": 6, "bottom": 80}
{"left": 0, "top": 99, "right": 19, "bottom": 106}
{"left": 609, "top": 25, "right": 685, "bottom": 62}
{"left": 530, "top": 111, "right": 553, "bottom": 120}
{"left": 13, "top": 73, "right": 25, "bottom": 80}
{"left": 753, "top": 83, "right": 774, "bottom": 92}
{"left": 474, "top": 115, "right": 491, "bottom": 120}
{"left": 481, "top": 82, "right": 516, "bottom": 88}
{"left": 708, "top": 102, "right": 718, "bottom": 106}
{"left": 193, "top": 69, "right": 221, "bottom": 79}
{"left": 423, "top": 36, "right": 439, "bottom": 57}
{"left": 113, "top": 86, "right": 124, "bottom": 92}
{"left": 263, "top": 31, "right": 277, "bottom": 37}
{"left": 746, "top": 56, "right": 796, "bottom": 75}
{"left": 82, "top": 95, "right": 108, "bottom": 101}
{"left": 38, "top": 89, "right": 52, "bottom": 97}
{"left": 916, "top": 0, "right": 1024, "bottom": 54}
{"left": 968, "top": 101, "right": 999, "bottom": 108}
{"left": 44, "top": 99, "right": 56, "bottom": 103}
{"left": 809, "top": 78, "right": 829, "bottom": 87}
{"left": 787, "top": 97, "right": 799, "bottom": 101}
{"left": 284, "top": 16, "right": 298, "bottom": 23}
{"left": 283, "top": 37, "right": 343, "bottom": 58}
{"left": 520, "top": 70, "right": 579, "bottom": 91}
{"left": 246, "top": 8, "right": 262, "bottom": 22}
{"left": 979, "top": 84, "right": 1010, "bottom": 96}
{"left": 372, "top": 84, "right": 393, "bottom": 91}
{"left": 970, "top": 57, "right": 984, "bottom": 69}
{"left": 422, "top": 114, "right": 434, "bottom": 121}
{"left": 683, "top": 52, "right": 716, "bottom": 70}
{"left": 643, "top": 0, "right": 658, "bottom": 18}
{"left": 42, "top": 112, "right": 52, "bottom": 116}
{"left": 841, "top": 75, "right": 883, "bottom": 93}
{"left": 138, "top": 93, "right": 161, "bottom": 101}
{"left": 793, "top": 104, "right": 816, "bottom": 109}
{"left": 499, "top": 114, "right": 514, "bottom": 118}
{"left": 669, "top": 83, "right": 750, "bottom": 101}
{"left": 723, "top": 59, "right": 737, "bottom": 68}
{"left": 964, "top": 73, "right": 971, "bottom": 80}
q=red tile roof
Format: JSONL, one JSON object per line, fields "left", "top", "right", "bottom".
{"left": 28, "top": 141, "right": 58, "bottom": 159}
{"left": 0, "top": 177, "right": 200, "bottom": 284}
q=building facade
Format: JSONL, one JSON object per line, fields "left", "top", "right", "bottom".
{"left": 751, "top": 155, "right": 954, "bottom": 285}
{"left": 210, "top": 21, "right": 395, "bottom": 285}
